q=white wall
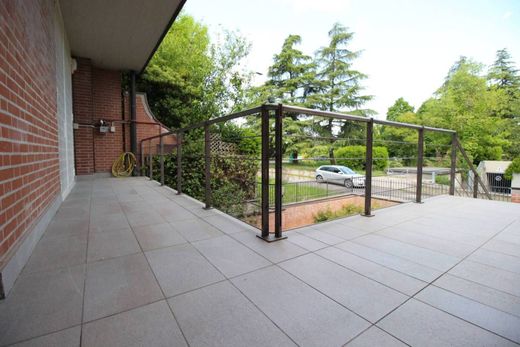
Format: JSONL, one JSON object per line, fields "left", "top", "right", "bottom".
{"left": 54, "top": 0, "right": 75, "bottom": 199}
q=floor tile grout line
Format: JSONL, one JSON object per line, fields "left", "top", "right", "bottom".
{"left": 120, "top": 187, "right": 191, "bottom": 347}
{"left": 171, "top": 226, "right": 301, "bottom": 346}
{"left": 462, "top": 257, "right": 520, "bottom": 276}
{"left": 423, "top": 282, "right": 520, "bottom": 320}
{"left": 1, "top": 323, "right": 83, "bottom": 347}
{"left": 79, "top": 181, "right": 94, "bottom": 347}
{"left": 411, "top": 296, "right": 520, "bottom": 345}
{"left": 311, "top": 250, "right": 426, "bottom": 298}
{"left": 329, "top": 242, "right": 444, "bottom": 282}
{"left": 369, "top": 218, "right": 519, "bottom": 337}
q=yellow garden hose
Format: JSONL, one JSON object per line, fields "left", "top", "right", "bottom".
{"left": 112, "top": 152, "right": 137, "bottom": 177}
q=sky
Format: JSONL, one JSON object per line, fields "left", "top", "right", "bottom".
{"left": 183, "top": 0, "right": 520, "bottom": 119}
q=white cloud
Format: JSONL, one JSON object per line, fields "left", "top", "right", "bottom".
{"left": 503, "top": 11, "right": 512, "bottom": 19}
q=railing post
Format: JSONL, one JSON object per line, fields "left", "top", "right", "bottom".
{"left": 473, "top": 174, "right": 478, "bottom": 198}
{"left": 274, "top": 104, "right": 285, "bottom": 239}
{"left": 176, "top": 132, "right": 183, "bottom": 194}
{"left": 258, "top": 105, "right": 270, "bottom": 240}
{"left": 149, "top": 141, "right": 153, "bottom": 180}
{"left": 363, "top": 119, "right": 374, "bottom": 217}
{"left": 449, "top": 133, "right": 456, "bottom": 195}
{"left": 416, "top": 127, "right": 424, "bottom": 203}
{"left": 140, "top": 141, "right": 144, "bottom": 176}
{"left": 160, "top": 135, "right": 164, "bottom": 186}
{"left": 204, "top": 123, "right": 212, "bottom": 209}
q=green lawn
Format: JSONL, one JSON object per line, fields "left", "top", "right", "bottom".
{"left": 256, "top": 180, "right": 330, "bottom": 204}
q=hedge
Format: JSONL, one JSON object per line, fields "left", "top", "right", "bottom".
{"left": 334, "top": 145, "right": 389, "bottom": 171}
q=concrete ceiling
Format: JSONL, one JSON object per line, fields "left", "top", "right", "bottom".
{"left": 60, "top": 0, "right": 185, "bottom": 72}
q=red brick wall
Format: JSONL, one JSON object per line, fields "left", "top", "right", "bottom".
{"left": 123, "top": 93, "right": 176, "bottom": 158}
{"left": 0, "top": 0, "right": 60, "bottom": 260}
{"left": 73, "top": 61, "right": 173, "bottom": 174}
{"left": 72, "top": 59, "right": 123, "bottom": 174}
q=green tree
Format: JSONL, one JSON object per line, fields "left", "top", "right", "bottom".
{"left": 418, "top": 59, "right": 510, "bottom": 163}
{"left": 139, "top": 14, "right": 251, "bottom": 128}
{"left": 310, "top": 23, "right": 373, "bottom": 137}
{"left": 267, "top": 35, "right": 316, "bottom": 105}
{"left": 487, "top": 49, "right": 520, "bottom": 157}
{"left": 386, "top": 97, "right": 414, "bottom": 121}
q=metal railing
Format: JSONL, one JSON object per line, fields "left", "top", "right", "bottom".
{"left": 139, "top": 103, "right": 492, "bottom": 242}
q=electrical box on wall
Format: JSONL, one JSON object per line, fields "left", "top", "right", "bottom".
{"left": 98, "top": 120, "right": 109, "bottom": 133}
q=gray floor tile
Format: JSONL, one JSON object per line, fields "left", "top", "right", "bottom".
{"left": 483, "top": 239, "right": 520, "bottom": 258}
{"left": 449, "top": 260, "right": 520, "bottom": 297}
{"left": 311, "top": 221, "right": 372, "bottom": 240}
{"left": 45, "top": 219, "right": 89, "bottom": 238}
{"left": 204, "top": 214, "right": 252, "bottom": 234}
{"left": 377, "top": 227, "right": 477, "bottom": 258}
{"left": 23, "top": 232, "right": 87, "bottom": 273}
{"left": 317, "top": 247, "right": 427, "bottom": 296}
{"left": 346, "top": 326, "right": 406, "bottom": 347}
{"left": 134, "top": 223, "right": 186, "bottom": 251}
{"left": 83, "top": 253, "right": 163, "bottom": 322}
{"left": 378, "top": 299, "right": 516, "bottom": 347}
{"left": 353, "top": 234, "right": 460, "bottom": 271}
{"left": 10, "top": 326, "right": 81, "bottom": 347}
{"left": 146, "top": 243, "right": 224, "bottom": 297}
{"left": 416, "top": 286, "right": 520, "bottom": 343}
{"left": 154, "top": 203, "right": 197, "bottom": 222}
{"left": 231, "top": 232, "right": 308, "bottom": 263}
{"left": 296, "top": 228, "right": 345, "bottom": 245}
{"left": 286, "top": 233, "right": 329, "bottom": 251}
{"left": 90, "top": 213, "right": 129, "bottom": 232}
{"left": 192, "top": 235, "right": 271, "bottom": 277}
{"left": 0, "top": 265, "right": 85, "bottom": 346}
{"left": 434, "top": 274, "right": 520, "bottom": 317}
{"left": 232, "top": 266, "right": 370, "bottom": 347}
{"left": 341, "top": 215, "right": 393, "bottom": 232}
{"left": 169, "top": 281, "right": 296, "bottom": 347}
{"left": 87, "top": 227, "right": 141, "bottom": 262}
{"left": 336, "top": 241, "right": 443, "bottom": 282}
{"left": 82, "top": 301, "right": 186, "bottom": 347}
{"left": 125, "top": 210, "right": 166, "bottom": 228}
{"left": 280, "top": 253, "right": 408, "bottom": 322}
{"left": 467, "top": 248, "right": 520, "bottom": 274}
{"left": 174, "top": 219, "right": 223, "bottom": 242}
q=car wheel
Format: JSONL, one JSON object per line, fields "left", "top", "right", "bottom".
{"left": 344, "top": 179, "right": 353, "bottom": 188}
{"left": 316, "top": 175, "right": 324, "bottom": 182}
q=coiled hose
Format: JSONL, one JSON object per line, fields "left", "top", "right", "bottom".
{"left": 112, "top": 152, "right": 137, "bottom": 177}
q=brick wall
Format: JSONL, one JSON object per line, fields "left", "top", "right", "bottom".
{"left": 72, "top": 59, "right": 123, "bottom": 174}
{"left": 0, "top": 0, "right": 60, "bottom": 261}
{"left": 73, "top": 61, "right": 174, "bottom": 175}
{"left": 129, "top": 93, "right": 176, "bottom": 155}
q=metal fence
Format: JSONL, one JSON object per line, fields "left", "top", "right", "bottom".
{"left": 139, "top": 103, "right": 494, "bottom": 242}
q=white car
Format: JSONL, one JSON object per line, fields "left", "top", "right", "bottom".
{"left": 315, "top": 165, "right": 365, "bottom": 188}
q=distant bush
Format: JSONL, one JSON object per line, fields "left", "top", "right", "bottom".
{"left": 313, "top": 203, "right": 364, "bottom": 223}
{"left": 334, "top": 145, "right": 389, "bottom": 171}
{"left": 504, "top": 157, "right": 520, "bottom": 180}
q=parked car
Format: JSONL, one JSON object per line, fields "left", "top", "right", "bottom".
{"left": 315, "top": 165, "right": 365, "bottom": 188}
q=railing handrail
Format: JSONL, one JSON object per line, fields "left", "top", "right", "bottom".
{"left": 138, "top": 102, "right": 499, "bottom": 241}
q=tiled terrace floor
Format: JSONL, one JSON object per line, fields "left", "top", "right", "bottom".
{"left": 1, "top": 177, "right": 520, "bottom": 347}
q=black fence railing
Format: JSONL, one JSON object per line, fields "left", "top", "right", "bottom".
{"left": 139, "top": 103, "right": 493, "bottom": 242}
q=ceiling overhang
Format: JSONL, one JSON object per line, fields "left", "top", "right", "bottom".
{"left": 60, "top": 0, "right": 186, "bottom": 73}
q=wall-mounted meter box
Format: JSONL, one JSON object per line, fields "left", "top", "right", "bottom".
{"left": 99, "top": 125, "right": 109, "bottom": 133}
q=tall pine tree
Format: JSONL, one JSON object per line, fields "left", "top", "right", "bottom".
{"left": 310, "top": 23, "right": 373, "bottom": 137}
{"left": 267, "top": 35, "right": 316, "bottom": 105}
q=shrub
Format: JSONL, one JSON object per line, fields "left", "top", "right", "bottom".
{"left": 313, "top": 203, "right": 364, "bottom": 223}
{"left": 504, "top": 157, "right": 520, "bottom": 180}
{"left": 334, "top": 145, "right": 389, "bottom": 171}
